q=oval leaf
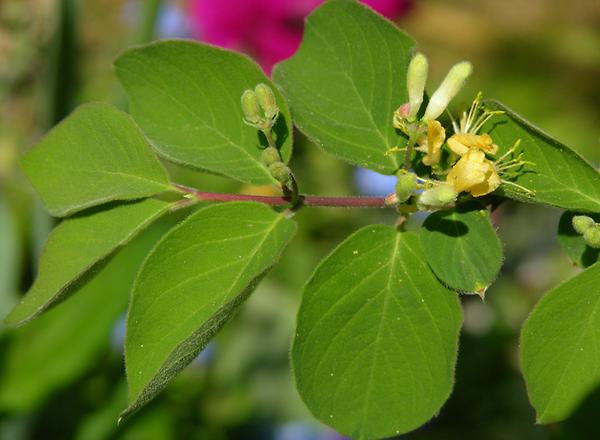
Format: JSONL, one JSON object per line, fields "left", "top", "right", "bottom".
{"left": 273, "top": 0, "right": 415, "bottom": 174}
{"left": 122, "top": 202, "right": 296, "bottom": 419}
{"left": 558, "top": 211, "right": 600, "bottom": 268}
{"left": 420, "top": 203, "right": 503, "bottom": 293}
{"left": 21, "top": 103, "right": 171, "bottom": 217}
{"left": 0, "top": 219, "right": 169, "bottom": 413}
{"left": 292, "top": 227, "right": 462, "bottom": 438}
{"left": 4, "top": 199, "right": 171, "bottom": 327}
{"left": 520, "top": 262, "right": 600, "bottom": 423}
{"left": 114, "top": 40, "right": 293, "bottom": 185}
{"left": 485, "top": 100, "right": 600, "bottom": 212}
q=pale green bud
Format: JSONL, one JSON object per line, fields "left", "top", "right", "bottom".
{"left": 417, "top": 184, "right": 457, "bottom": 210}
{"left": 395, "top": 172, "right": 418, "bottom": 203}
{"left": 572, "top": 215, "right": 595, "bottom": 235}
{"left": 583, "top": 226, "right": 600, "bottom": 249}
{"left": 423, "top": 61, "right": 473, "bottom": 121}
{"left": 255, "top": 83, "right": 279, "bottom": 120}
{"left": 241, "top": 90, "right": 261, "bottom": 124}
{"left": 268, "top": 162, "right": 291, "bottom": 185}
{"left": 407, "top": 53, "right": 428, "bottom": 120}
{"left": 261, "top": 146, "right": 281, "bottom": 166}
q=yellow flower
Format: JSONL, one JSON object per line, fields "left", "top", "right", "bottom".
{"left": 446, "top": 149, "right": 501, "bottom": 197}
{"left": 447, "top": 133, "right": 498, "bottom": 156}
{"left": 415, "top": 120, "right": 445, "bottom": 166}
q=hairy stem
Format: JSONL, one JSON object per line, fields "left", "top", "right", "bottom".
{"left": 173, "top": 184, "right": 393, "bottom": 209}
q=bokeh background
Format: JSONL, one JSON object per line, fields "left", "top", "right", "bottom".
{"left": 1, "top": 0, "right": 599, "bottom": 439}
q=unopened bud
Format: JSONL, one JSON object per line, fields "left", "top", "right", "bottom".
{"left": 255, "top": 83, "right": 279, "bottom": 120}
{"left": 268, "top": 162, "right": 291, "bottom": 185}
{"left": 572, "top": 215, "right": 595, "bottom": 235}
{"left": 261, "top": 146, "right": 281, "bottom": 166}
{"left": 423, "top": 61, "right": 472, "bottom": 121}
{"left": 407, "top": 53, "right": 428, "bottom": 120}
{"left": 241, "top": 90, "right": 261, "bottom": 124}
{"left": 395, "top": 172, "right": 418, "bottom": 203}
{"left": 583, "top": 226, "right": 600, "bottom": 249}
{"left": 417, "top": 184, "right": 457, "bottom": 210}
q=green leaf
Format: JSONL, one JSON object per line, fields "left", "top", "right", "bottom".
{"left": 122, "top": 202, "right": 296, "bottom": 419}
{"left": 21, "top": 103, "right": 171, "bottom": 217}
{"left": 114, "top": 40, "right": 293, "bottom": 185}
{"left": 558, "top": 211, "right": 600, "bottom": 268}
{"left": 292, "top": 227, "right": 462, "bottom": 439}
{"left": 485, "top": 100, "right": 600, "bottom": 212}
{"left": 0, "top": 219, "right": 171, "bottom": 413}
{"left": 520, "top": 262, "right": 600, "bottom": 423}
{"left": 273, "top": 0, "right": 415, "bottom": 174}
{"left": 4, "top": 198, "right": 171, "bottom": 327}
{"left": 420, "top": 203, "right": 503, "bottom": 293}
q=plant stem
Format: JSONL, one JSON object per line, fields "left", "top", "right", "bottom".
{"left": 262, "top": 126, "right": 300, "bottom": 206}
{"left": 173, "top": 184, "right": 393, "bottom": 209}
{"left": 403, "top": 134, "right": 417, "bottom": 170}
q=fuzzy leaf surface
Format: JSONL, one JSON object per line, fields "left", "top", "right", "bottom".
{"left": 115, "top": 40, "right": 293, "bottom": 185}
{"left": 273, "top": 0, "right": 415, "bottom": 174}
{"left": 4, "top": 199, "right": 171, "bottom": 326}
{"left": 485, "top": 101, "right": 600, "bottom": 212}
{"left": 123, "top": 202, "right": 296, "bottom": 419}
{"left": 20, "top": 103, "right": 170, "bottom": 217}
{"left": 420, "top": 203, "right": 503, "bottom": 292}
{"left": 0, "top": 219, "right": 171, "bottom": 413}
{"left": 520, "top": 262, "right": 600, "bottom": 423}
{"left": 292, "top": 226, "right": 462, "bottom": 439}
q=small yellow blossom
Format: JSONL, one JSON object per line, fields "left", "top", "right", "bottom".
{"left": 446, "top": 149, "right": 501, "bottom": 197}
{"left": 415, "top": 120, "right": 445, "bottom": 166}
{"left": 447, "top": 133, "right": 498, "bottom": 156}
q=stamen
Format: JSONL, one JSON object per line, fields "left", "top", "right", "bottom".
{"left": 385, "top": 146, "right": 407, "bottom": 156}
{"left": 472, "top": 110, "right": 504, "bottom": 134}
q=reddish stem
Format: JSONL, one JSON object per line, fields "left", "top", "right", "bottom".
{"left": 174, "top": 184, "right": 391, "bottom": 209}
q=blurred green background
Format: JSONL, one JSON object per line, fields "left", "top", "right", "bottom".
{"left": 0, "top": 0, "right": 599, "bottom": 439}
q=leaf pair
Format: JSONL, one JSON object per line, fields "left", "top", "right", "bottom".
{"left": 292, "top": 203, "right": 504, "bottom": 439}
{"left": 274, "top": 0, "right": 600, "bottom": 212}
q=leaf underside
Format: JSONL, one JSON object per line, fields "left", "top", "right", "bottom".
{"left": 0, "top": 218, "right": 172, "bottom": 413}
{"left": 4, "top": 199, "right": 171, "bottom": 327}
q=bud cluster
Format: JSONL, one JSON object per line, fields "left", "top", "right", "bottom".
{"left": 241, "top": 83, "right": 280, "bottom": 131}
{"left": 572, "top": 215, "right": 600, "bottom": 249}
{"left": 262, "top": 146, "right": 291, "bottom": 185}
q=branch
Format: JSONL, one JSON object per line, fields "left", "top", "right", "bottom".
{"left": 173, "top": 184, "right": 395, "bottom": 209}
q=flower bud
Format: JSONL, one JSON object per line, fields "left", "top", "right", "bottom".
{"left": 261, "top": 146, "right": 281, "bottom": 166}
{"left": 583, "top": 226, "right": 600, "bottom": 249}
{"left": 241, "top": 90, "right": 261, "bottom": 124}
{"left": 395, "top": 172, "right": 418, "bottom": 203}
{"left": 407, "top": 52, "right": 428, "bottom": 120}
{"left": 417, "top": 184, "right": 457, "bottom": 210}
{"left": 572, "top": 215, "right": 595, "bottom": 235}
{"left": 255, "top": 83, "right": 279, "bottom": 120}
{"left": 423, "top": 61, "right": 472, "bottom": 121}
{"left": 268, "top": 162, "right": 291, "bottom": 185}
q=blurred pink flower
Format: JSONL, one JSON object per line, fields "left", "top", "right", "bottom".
{"left": 188, "top": 0, "right": 412, "bottom": 74}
